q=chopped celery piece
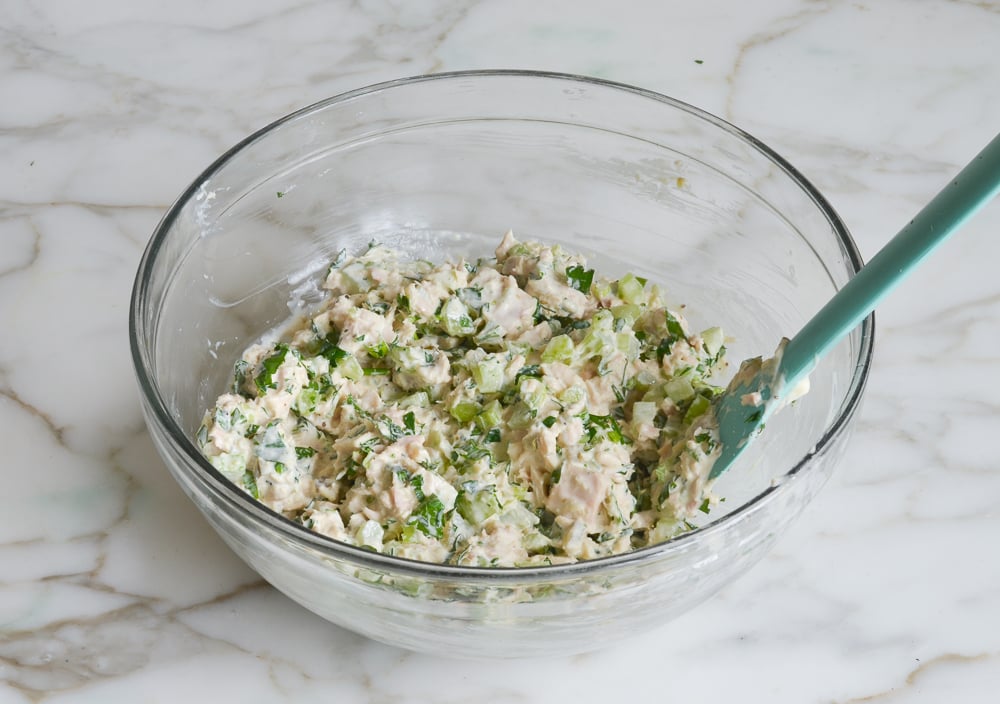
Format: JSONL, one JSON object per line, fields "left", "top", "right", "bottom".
{"left": 455, "top": 485, "right": 501, "bottom": 524}
{"left": 634, "top": 370, "right": 659, "bottom": 390}
{"left": 519, "top": 380, "right": 548, "bottom": 412}
{"left": 592, "top": 280, "right": 613, "bottom": 301}
{"left": 632, "top": 401, "right": 658, "bottom": 426}
{"left": 508, "top": 402, "right": 536, "bottom": 429}
{"left": 541, "top": 334, "right": 574, "bottom": 363}
{"left": 701, "top": 326, "right": 724, "bottom": 356}
{"left": 591, "top": 308, "right": 615, "bottom": 333}
{"left": 617, "top": 273, "right": 645, "bottom": 304}
{"left": 210, "top": 452, "right": 247, "bottom": 482}
{"left": 558, "top": 385, "right": 586, "bottom": 407}
{"left": 470, "top": 355, "right": 505, "bottom": 393}
{"left": 337, "top": 260, "right": 372, "bottom": 293}
{"left": 440, "top": 297, "right": 474, "bottom": 337}
{"left": 357, "top": 520, "right": 384, "bottom": 550}
{"left": 683, "top": 394, "right": 712, "bottom": 424}
{"left": 338, "top": 355, "right": 364, "bottom": 381}
{"left": 476, "top": 399, "right": 503, "bottom": 430}
{"left": 665, "top": 377, "right": 696, "bottom": 403}
{"left": 450, "top": 401, "right": 481, "bottom": 424}
{"left": 611, "top": 303, "right": 641, "bottom": 324}
{"left": 615, "top": 332, "right": 640, "bottom": 360}
{"left": 399, "top": 391, "right": 430, "bottom": 408}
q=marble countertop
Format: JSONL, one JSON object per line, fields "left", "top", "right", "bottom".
{"left": 3, "top": 1, "right": 999, "bottom": 701}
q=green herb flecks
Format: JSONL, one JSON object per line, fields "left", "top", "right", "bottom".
{"left": 256, "top": 422, "right": 287, "bottom": 462}
{"left": 694, "top": 432, "right": 718, "bottom": 452}
{"left": 378, "top": 416, "right": 408, "bottom": 443}
{"left": 665, "top": 311, "right": 686, "bottom": 340}
{"left": 367, "top": 340, "right": 390, "bottom": 359}
{"left": 232, "top": 359, "right": 250, "bottom": 395}
{"left": 408, "top": 495, "right": 446, "bottom": 539}
{"left": 451, "top": 439, "right": 491, "bottom": 469}
{"left": 565, "top": 265, "right": 595, "bottom": 293}
{"left": 395, "top": 468, "right": 426, "bottom": 501}
{"left": 242, "top": 470, "right": 259, "bottom": 499}
{"left": 582, "top": 413, "right": 628, "bottom": 445}
{"left": 254, "top": 344, "right": 290, "bottom": 394}
{"left": 515, "top": 365, "right": 542, "bottom": 382}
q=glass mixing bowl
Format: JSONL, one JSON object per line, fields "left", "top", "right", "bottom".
{"left": 130, "top": 70, "right": 872, "bottom": 658}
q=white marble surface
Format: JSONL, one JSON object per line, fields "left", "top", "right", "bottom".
{"left": 3, "top": 0, "right": 999, "bottom": 701}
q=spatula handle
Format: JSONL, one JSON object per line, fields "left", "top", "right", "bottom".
{"left": 780, "top": 133, "right": 1000, "bottom": 387}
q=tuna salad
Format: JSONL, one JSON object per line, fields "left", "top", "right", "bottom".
{"left": 197, "top": 232, "right": 729, "bottom": 566}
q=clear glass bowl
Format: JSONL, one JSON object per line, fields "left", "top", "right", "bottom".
{"left": 130, "top": 70, "right": 872, "bottom": 658}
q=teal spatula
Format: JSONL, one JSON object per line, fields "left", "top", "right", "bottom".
{"left": 711, "top": 133, "right": 1000, "bottom": 480}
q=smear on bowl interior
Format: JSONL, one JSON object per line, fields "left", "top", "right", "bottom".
{"left": 197, "top": 232, "right": 730, "bottom": 566}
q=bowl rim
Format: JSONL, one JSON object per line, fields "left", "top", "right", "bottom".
{"left": 129, "top": 69, "right": 874, "bottom": 582}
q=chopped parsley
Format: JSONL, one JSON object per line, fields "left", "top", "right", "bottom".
{"left": 565, "top": 265, "right": 595, "bottom": 293}
{"left": 254, "top": 344, "right": 290, "bottom": 394}
{"left": 665, "top": 311, "right": 686, "bottom": 340}
{"left": 242, "top": 470, "right": 259, "bottom": 499}
{"left": 377, "top": 416, "right": 408, "bottom": 442}
{"left": 515, "top": 365, "right": 542, "bottom": 382}
{"left": 232, "top": 359, "right": 250, "bottom": 395}
{"left": 408, "top": 495, "right": 446, "bottom": 539}
{"left": 367, "top": 340, "right": 390, "bottom": 359}
{"left": 582, "top": 413, "right": 628, "bottom": 445}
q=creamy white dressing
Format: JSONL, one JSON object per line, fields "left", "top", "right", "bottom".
{"left": 197, "top": 232, "right": 729, "bottom": 566}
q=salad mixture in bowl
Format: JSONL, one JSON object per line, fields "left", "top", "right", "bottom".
{"left": 197, "top": 232, "right": 729, "bottom": 566}
{"left": 130, "top": 71, "right": 872, "bottom": 657}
